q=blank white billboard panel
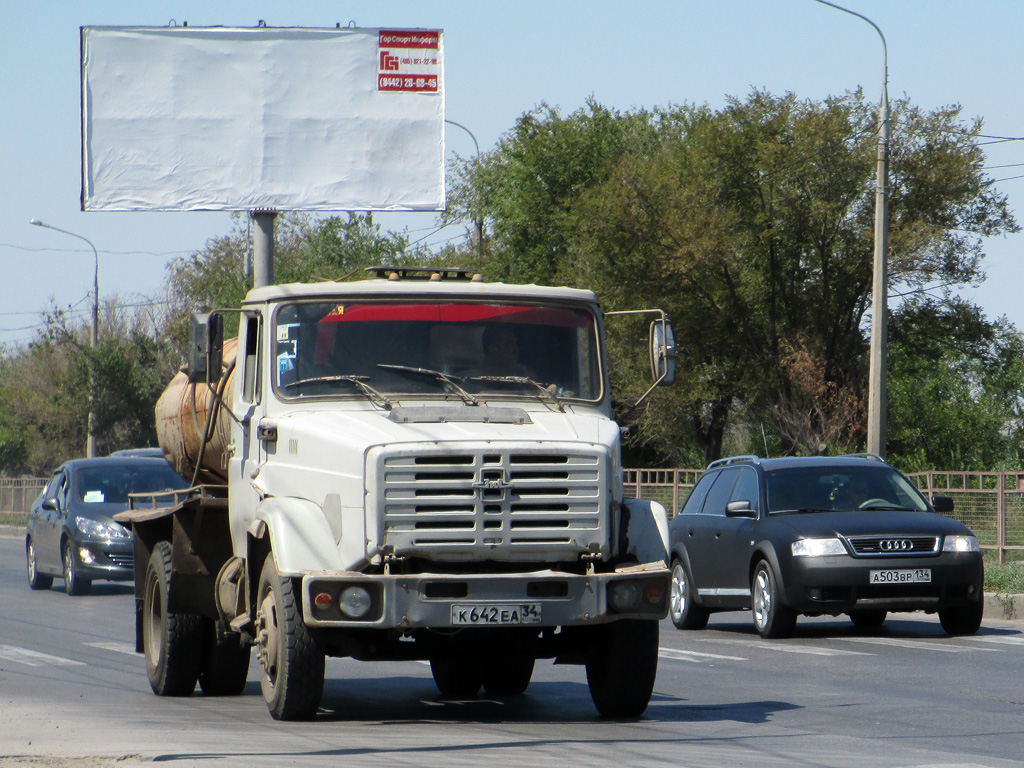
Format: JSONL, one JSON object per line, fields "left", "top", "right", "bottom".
{"left": 81, "top": 26, "right": 445, "bottom": 211}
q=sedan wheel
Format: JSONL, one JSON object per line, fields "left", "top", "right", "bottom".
{"left": 751, "top": 561, "right": 796, "bottom": 639}
{"left": 26, "top": 539, "right": 53, "bottom": 591}
{"left": 849, "top": 609, "right": 887, "bottom": 628}
{"left": 62, "top": 541, "right": 91, "bottom": 596}
{"left": 670, "top": 559, "right": 709, "bottom": 630}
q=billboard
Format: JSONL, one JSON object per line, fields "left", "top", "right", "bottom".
{"left": 81, "top": 26, "right": 445, "bottom": 212}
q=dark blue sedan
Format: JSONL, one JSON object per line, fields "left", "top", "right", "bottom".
{"left": 668, "top": 455, "right": 984, "bottom": 637}
{"left": 25, "top": 456, "right": 189, "bottom": 595}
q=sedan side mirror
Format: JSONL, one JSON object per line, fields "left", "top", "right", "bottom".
{"left": 42, "top": 498, "right": 57, "bottom": 511}
{"left": 726, "top": 500, "right": 757, "bottom": 518}
{"left": 931, "top": 495, "right": 954, "bottom": 513}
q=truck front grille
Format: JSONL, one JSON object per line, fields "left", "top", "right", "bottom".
{"left": 377, "top": 449, "right": 607, "bottom": 561}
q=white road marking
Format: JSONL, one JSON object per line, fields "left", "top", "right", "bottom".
{"left": 659, "top": 647, "right": 747, "bottom": 662}
{"left": 0, "top": 644, "right": 86, "bottom": 667}
{"left": 969, "top": 635, "right": 1024, "bottom": 647}
{"left": 84, "top": 641, "right": 137, "bottom": 656}
{"left": 695, "top": 638, "right": 873, "bottom": 656}
{"left": 836, "top": 637, "right": 998, "bottom": 653}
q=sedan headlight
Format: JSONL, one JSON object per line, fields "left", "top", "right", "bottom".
{"left": 792, "top": 538, "right": 846, "bottom": 557}
{"left": 74, "top": 516, "right": 130, "bottom": 540}
{"left": 942, "top": 535, "right": 980, "bottom": 553}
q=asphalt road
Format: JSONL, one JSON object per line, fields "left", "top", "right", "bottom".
{"left": 3, "top": 531, "right": 1024, "bottom": 768}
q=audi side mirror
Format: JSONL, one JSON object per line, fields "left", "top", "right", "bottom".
{"left": 726, "top": 500, "right": 757, "bottom": 518}
{"left": 931, "top": 495, "right": 954, "bottom": 513}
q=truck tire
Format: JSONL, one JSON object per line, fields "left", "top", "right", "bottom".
{"left": 198, "top": 620, "right": 251, "bottom": 696}
{"left": 482, "top": 656, "right": 535, "bottom": 695}
{"left": 430, "top": 657, "right": 483, "bottom": 696}
{"left": 256, "top": 557, "right": 325, "bottom": 720}
{"left": 585, "top": 619, "right": 659, "bottom": 718}
{"left": 143, "top": 541, "right": 203, "bottom": 696}
{"left": 26, "top": 538, "right": 53, "bottom": 590}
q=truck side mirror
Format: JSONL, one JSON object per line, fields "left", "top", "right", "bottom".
{"left": 188, "top": 312, "right": 224, "bottom": 384}
{"left": 649, "top": 318, "right": 676, "bottom": 386}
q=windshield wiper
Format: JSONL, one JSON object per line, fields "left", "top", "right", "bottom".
{"left": 281, "top": 375, "right": 394, "bottom": 410}
{"left": 377, "top": 364, "right": 480, "bottom": 406}
{"left": 466, "top": 375, "right": 565, "bottom": 412}
{"left": 772, "top": 507, "right": 834, "bottom": 515}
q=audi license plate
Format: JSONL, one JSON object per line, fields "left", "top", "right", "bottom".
{"left": 451, "top": 604, "right": 542, "bottom": 626}
{"left": 869, "top": 568, "right": 932, "bottom": 584}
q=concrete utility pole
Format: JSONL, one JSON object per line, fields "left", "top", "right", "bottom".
{"left": 813, "top": 0, "right": 890, "bottom": 457}
{"left": 30, "top": 219, "right": 100, "bottom": 458}
{"left": 252, "top": 210, "right": 277, "bottom": 289}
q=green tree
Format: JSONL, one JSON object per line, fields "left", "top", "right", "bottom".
{"left": 887, "top": 298, "right": 1024, "bottom": 471}
{"left": 449, "top": 90, "right": 1018, "bottom": 464}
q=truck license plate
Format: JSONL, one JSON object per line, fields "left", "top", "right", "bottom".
{"left": 869, "top": 568, "right": 932, "bottom": 584}
{"left": 451, "top": 604, "right": 542, "bottom": 625}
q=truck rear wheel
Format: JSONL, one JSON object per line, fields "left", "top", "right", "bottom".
{"left": 143, "top": 541, "right": 203, "bottom": 696}
{"left": 585, "top": 619, "right": 659, "bottom": 718}
{"left": 256, "top": 557, "right": 325, "bottom": 720}
{"left": 482, "top": 656, "right": 535, "bottom": 695}
{"left": 198, "top": 620, "right": 251, "bottom": 696}
{"left": 430, "top": 657, "right": 483, "bottom": 696}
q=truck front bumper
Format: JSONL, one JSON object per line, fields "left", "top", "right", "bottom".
{"left": 300, "top": 564, "right": 669, "bottom": 629}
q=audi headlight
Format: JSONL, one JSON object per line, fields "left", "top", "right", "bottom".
{"left": 74, "top": 516, "right": 130, "bottom": 540}
{"left": 942, "top": 535, "right": 980, "bottom": 553}
{"left": 792, "top": 538, "right": 846, "bottom": 557}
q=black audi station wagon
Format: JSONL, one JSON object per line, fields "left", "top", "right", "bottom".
{"left": 668, "top": 454, "right": 984, "bottom": 638}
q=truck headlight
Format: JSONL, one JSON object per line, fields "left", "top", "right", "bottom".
{"left": 340, "top": 586, "right": 373, "bottom": 618}
{"left": 942, "top": 535, "right": 980, "bottom": 553}
{"left": 608, "top": 580, "right": 643, "bottom": 612}
{"left": 791, "top": 538, "right": 846, "bottom": 557}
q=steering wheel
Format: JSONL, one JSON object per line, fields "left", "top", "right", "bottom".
{"left": 858, "top": 498, "right": 890, "bottom": 510}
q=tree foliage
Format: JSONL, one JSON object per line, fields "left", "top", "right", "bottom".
{"left": 448, "top": 90, "right": 1019, "bottom": 464}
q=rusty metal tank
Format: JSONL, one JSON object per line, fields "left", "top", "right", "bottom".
{"left": 156, "top": 337, "right": 237, "bottom": 485}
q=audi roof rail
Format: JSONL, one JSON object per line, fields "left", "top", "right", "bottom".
{"left": 706, "top": 455, "right": 760, "bottom": 470}
{"left": 841, "top": 452, "right": 887, "bottom": 462}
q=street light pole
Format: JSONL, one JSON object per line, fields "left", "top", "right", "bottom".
{"left": 445, "top": 119, "right": 484, "bottom": 257}
{"left": 813, "top": 0, "right": 889, "bottom": 458}
{"left": 30, "top": 218, "right": 100, "bottom": 458}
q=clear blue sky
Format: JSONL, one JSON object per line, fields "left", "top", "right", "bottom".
{"left": 2, "top": 0, "right": 1022, "bottom": 347}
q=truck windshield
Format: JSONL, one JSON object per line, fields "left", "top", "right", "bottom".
{"left": 272, "top": 301, "right": 603, "bottom": 402}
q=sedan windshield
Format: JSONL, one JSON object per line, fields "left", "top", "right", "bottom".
{"left": 765, "top": 465, "right": 928, "bottom": 514}
{"left": 76, "top": 463, "right": 189, "bottom": 505}
{"left": 272, "top": 301, "right": 602, "bottom": 402}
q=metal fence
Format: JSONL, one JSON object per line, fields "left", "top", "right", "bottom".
{"left": 907, "top": 471, "right": 1024, "bottom": 564}
{"left": 0, "top": 478, "right": 47, "bottom": 516}
{"left": 7, "top": 468, "right": 1024, "bottom": 563}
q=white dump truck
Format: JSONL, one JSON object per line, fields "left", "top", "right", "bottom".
{"left": 117, "top": 266, "right": 675, "bottom": 720}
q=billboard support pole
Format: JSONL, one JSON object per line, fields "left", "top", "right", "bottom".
{"left": 252, "top": 209, "right": 277, "bottom": 288}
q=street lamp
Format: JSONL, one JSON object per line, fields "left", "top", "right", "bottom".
{"left": 813, "top": 0, "right": 890, "bottom": 458}
{"left": 445, "top": 119, "right": 484, "bottom": 256}
{"left": 30, "top": 218, "right": 100, "bottom": 458}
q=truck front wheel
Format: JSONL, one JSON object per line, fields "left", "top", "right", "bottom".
{"left": 256, "top": 557, "right": 325, "bottom": 720}
{"left": 585, "top": 619, "right": 659, "bottom": 718}
{"left": 143, "top": 541, "right": 203, "bottom": 696}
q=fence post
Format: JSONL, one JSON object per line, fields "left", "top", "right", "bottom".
{"left": 998, "top": 472, "right": 1007, "bottom": 565}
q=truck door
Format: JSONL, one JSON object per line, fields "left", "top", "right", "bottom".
{"left": 227, "top": 312, "right": 264, "bottom": 537}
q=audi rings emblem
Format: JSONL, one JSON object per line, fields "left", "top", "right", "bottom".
{"left": 880, "top": 539, "right": 913, "bottom": 552}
